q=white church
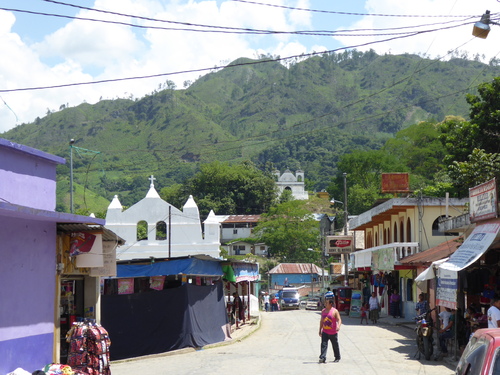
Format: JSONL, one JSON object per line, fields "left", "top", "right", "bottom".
{"left": 274, "top": 169, "right": 309, "bottom": 200}
{"left": 105, "top": 176, "right": 221, "bottom": 261}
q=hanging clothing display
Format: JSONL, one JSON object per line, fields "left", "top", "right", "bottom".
{"left": 66, "top": 321, "right": 111, "bottom": 375}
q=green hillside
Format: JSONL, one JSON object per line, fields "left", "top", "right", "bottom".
{"left": 3, "top": 50, "right": 500, "bottom": 213}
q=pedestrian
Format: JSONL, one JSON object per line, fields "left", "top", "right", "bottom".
{"left": 487, "top": 296, "right": 500, "bottom": 328}
{"left": 263, "top": 292, "right": 270, "bottom": 312}
{"left": 389, "top": 290, "right": 400, "bottom": 318}
{"left": 360, "top": 303, "right": 369, "bottom": 325}
{"left": 438, "top": 308, "right": 456, "bottom": 356}
{"left": 270, "top": 295, "right": 279, "bottom": 312}
{"left": 415, "top": 293, "right": 430, "bottom": 316}
{"left": 318, "top": 298, "right": 341, "bottom": 363}
{"left": 232, "top": 292, "right": 245, "bottom": 325}
{"left": 369, "top": 292, "right": 380, "bottom": 324}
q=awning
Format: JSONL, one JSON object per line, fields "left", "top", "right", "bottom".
{"left": 440, "top": 223, "right": 500, "bottom": 272}
{"left": 415, "top": 258, "right": 449, "bottom": 282}
{"left": 399, "top": 237, "right": 461, "bottom": 266}
{"left": 354, "top": 248, "right": 374, "bottom": 268}
{"left": 117, "top": 257, "right": 223, "bottom": 278}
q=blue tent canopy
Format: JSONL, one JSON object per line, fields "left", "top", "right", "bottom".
{"left": 117, "top": 257, "right": 223, "bottom": 278}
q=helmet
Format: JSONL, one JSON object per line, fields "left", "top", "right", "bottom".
{"left": 324, "top": 291, "right": 334, "bottom": 299}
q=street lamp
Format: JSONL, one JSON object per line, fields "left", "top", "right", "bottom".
{"left": 473, "top": 10, "right": 500, "bottom": 39}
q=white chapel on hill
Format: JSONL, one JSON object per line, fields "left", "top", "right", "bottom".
{"left": 105, "top": 176, "right": 221, "bottom": 261}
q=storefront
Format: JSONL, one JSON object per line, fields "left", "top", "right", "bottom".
{"left": 55, "top": 224, "right": 124, "bottom": 364}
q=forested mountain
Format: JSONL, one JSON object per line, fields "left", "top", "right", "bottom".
{"left": 3, "top": 50, "right": 500, "bottom": 213}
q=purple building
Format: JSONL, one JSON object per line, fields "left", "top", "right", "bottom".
{"left": 0, "top": 138, "right": 121, "bottom": 373}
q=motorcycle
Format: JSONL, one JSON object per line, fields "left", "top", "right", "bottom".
{"left": 414, "top": 307, "right": 436, "bottom": 360}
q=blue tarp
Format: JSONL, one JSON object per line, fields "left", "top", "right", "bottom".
{"left": 117, "top": 257, "right": 223, "bottom": 278}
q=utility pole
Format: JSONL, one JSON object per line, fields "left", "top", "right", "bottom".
{"left": 343, "top": 172, "right": 349, "bottom": 286}
{"left": 69, "top": 139, "right": 75, "bottom": 213}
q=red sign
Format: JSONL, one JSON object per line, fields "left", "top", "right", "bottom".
{"left": 327, "top": 235, "right": 354, "bottom": 254}
{"left": 381, "top": 173, "right": 410, "bottom": 193}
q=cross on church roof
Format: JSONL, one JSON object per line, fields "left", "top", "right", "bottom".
{"left": 149, "top": 175, "right": 156, "bottom": 187}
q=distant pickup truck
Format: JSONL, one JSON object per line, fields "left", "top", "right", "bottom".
{"left": 278, "top": 288, "right": 300, "bottom": 310}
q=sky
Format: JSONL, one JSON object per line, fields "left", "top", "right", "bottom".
{"left": 0, "top": 0, "right": 499, "bottom": 133}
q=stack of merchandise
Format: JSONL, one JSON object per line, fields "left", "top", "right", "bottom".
{"left": 66, "top": 321, "right": 111, "bottom": 375}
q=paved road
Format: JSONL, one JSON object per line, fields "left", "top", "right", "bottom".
{"left": 110, "top": 310, "right": 455, "bottom": 375}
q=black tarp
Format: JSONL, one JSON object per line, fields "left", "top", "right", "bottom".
{"left": 101, "top": 282, "right": 229, "bottom": 360}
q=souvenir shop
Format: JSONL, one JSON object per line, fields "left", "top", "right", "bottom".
{"left": 56, "top": 225, "right": 123, "bottom": 366}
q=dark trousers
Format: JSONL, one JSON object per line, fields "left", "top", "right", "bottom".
{"left": 439, "top": 330, "right": 454, "bottom": 353}
{"left": 320, "top": 332, "right": 340, "bottom": 360}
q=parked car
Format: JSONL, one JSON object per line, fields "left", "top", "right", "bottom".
{"left": 455, "top": 328, "right": 500, "bottom": 375}
{"left": 306, "top": 297, "right": 322, "bottom": 311}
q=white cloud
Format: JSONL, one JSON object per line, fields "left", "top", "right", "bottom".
{"left": 2, "top": 0, "right": 494, "bottom": 134}
{"left": 333, "top": 0, "right": 500, "bottom": 62}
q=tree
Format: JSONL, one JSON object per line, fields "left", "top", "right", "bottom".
{"left": 176, "top": 161, "right": 277, "bottom": 217}
{"left": 327, "top": 150, "right": 405, "bottom": 214}
{"left": 447, "top": 148, "right": 500, "bottom": 195}
{"left": 253, "top": 200, "right": 320, "bottom": 262}
{"left": 439, "top": 78, "right": 500, "bottom": 163}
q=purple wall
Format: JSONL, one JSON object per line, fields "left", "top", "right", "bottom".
{"left": 0, "top": 216, "right": 57, "bottom": 374}
{"left": 0, "top": 139, "right": 64, "bottom": 211}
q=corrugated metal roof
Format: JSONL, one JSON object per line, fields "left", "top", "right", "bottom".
{"left": 222, "top": 215, "right": 261, "bottom": 223}
{"left": 57, "top": 223, "right": 126, "bottom": 244}
{"left": 399, "top": 237, "right": 462, "bottom": 265}
{"left": 268, "top": 263, "right": 323, "bottom": 274}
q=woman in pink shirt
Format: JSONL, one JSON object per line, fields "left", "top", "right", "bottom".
{"left": 318, "top": 298, "right": 342, "bottom": 363}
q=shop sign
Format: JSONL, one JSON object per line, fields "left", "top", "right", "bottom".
{"left": 381, "top": 173, "right": 410, "bottom": 193}
{"left": 440, "top": 223, "right": 500, "bottom": 272}
{"left": 436, "top": 268, "right": 458, "bottom": 309}
{"left": 90, "top": 241, "right": 117, "bottom": 277}
{"left": 469, "top": 178, "right": 498, "bottom": 223}
{"left": 327, "top": 235, "right": 354, "bottom": 254}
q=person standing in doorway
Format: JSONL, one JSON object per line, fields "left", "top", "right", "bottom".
{"left": 369, "top": 292, "right": 380, "bottom": 324}
{"left": 318, "top": 298, "right": 342, "bottom": 363}
{"left": 487, "top": 296, "right": 500, "bottom": 328}
{"left": 390, "top": 290, "right": 401, "bottom": 318}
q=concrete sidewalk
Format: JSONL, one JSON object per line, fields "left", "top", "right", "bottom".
{"left": 374, "top": 313, "right": 461, "bottom": 368}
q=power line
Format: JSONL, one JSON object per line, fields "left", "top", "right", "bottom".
{"left": 2, "top": 4, "right": 480, "bottom": 38}
{"left": 230, "top": 0, "right": 484, "bottom": 18}
{"left": 0, "top": 21, "right": 476, "bottom": 94}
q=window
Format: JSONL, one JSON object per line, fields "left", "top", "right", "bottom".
{"left": 137, "top": 220, "right": 148, "bottom": 241}
{"left": 432, "top": 215, "right": 449, "bottom": 236}
{"left": 233, "top": 229, "right": 238, "bottom": 235}
{"left": 233, "top": 245, "right": 245, "bottom": 255}
{"left": 156, "top": 221, "right": 166, "bottom": 240}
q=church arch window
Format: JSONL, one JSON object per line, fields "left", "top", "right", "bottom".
{"left": 297, "top": 175, "right": 303, "bottom": 182}
{"left": 156, "top": 221, "right": 166, "bottom": 240}
{"left": 400, "top": 219, "right": 404, "bottom": 242}
{"left": 406, "top": 218, "right": 412, "bottom": 242}
{"left": 393, "top": 222, "right": 398, "bottom": 242}
{"left": 137, "top": 220, "right": 148, "bottom": 241}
